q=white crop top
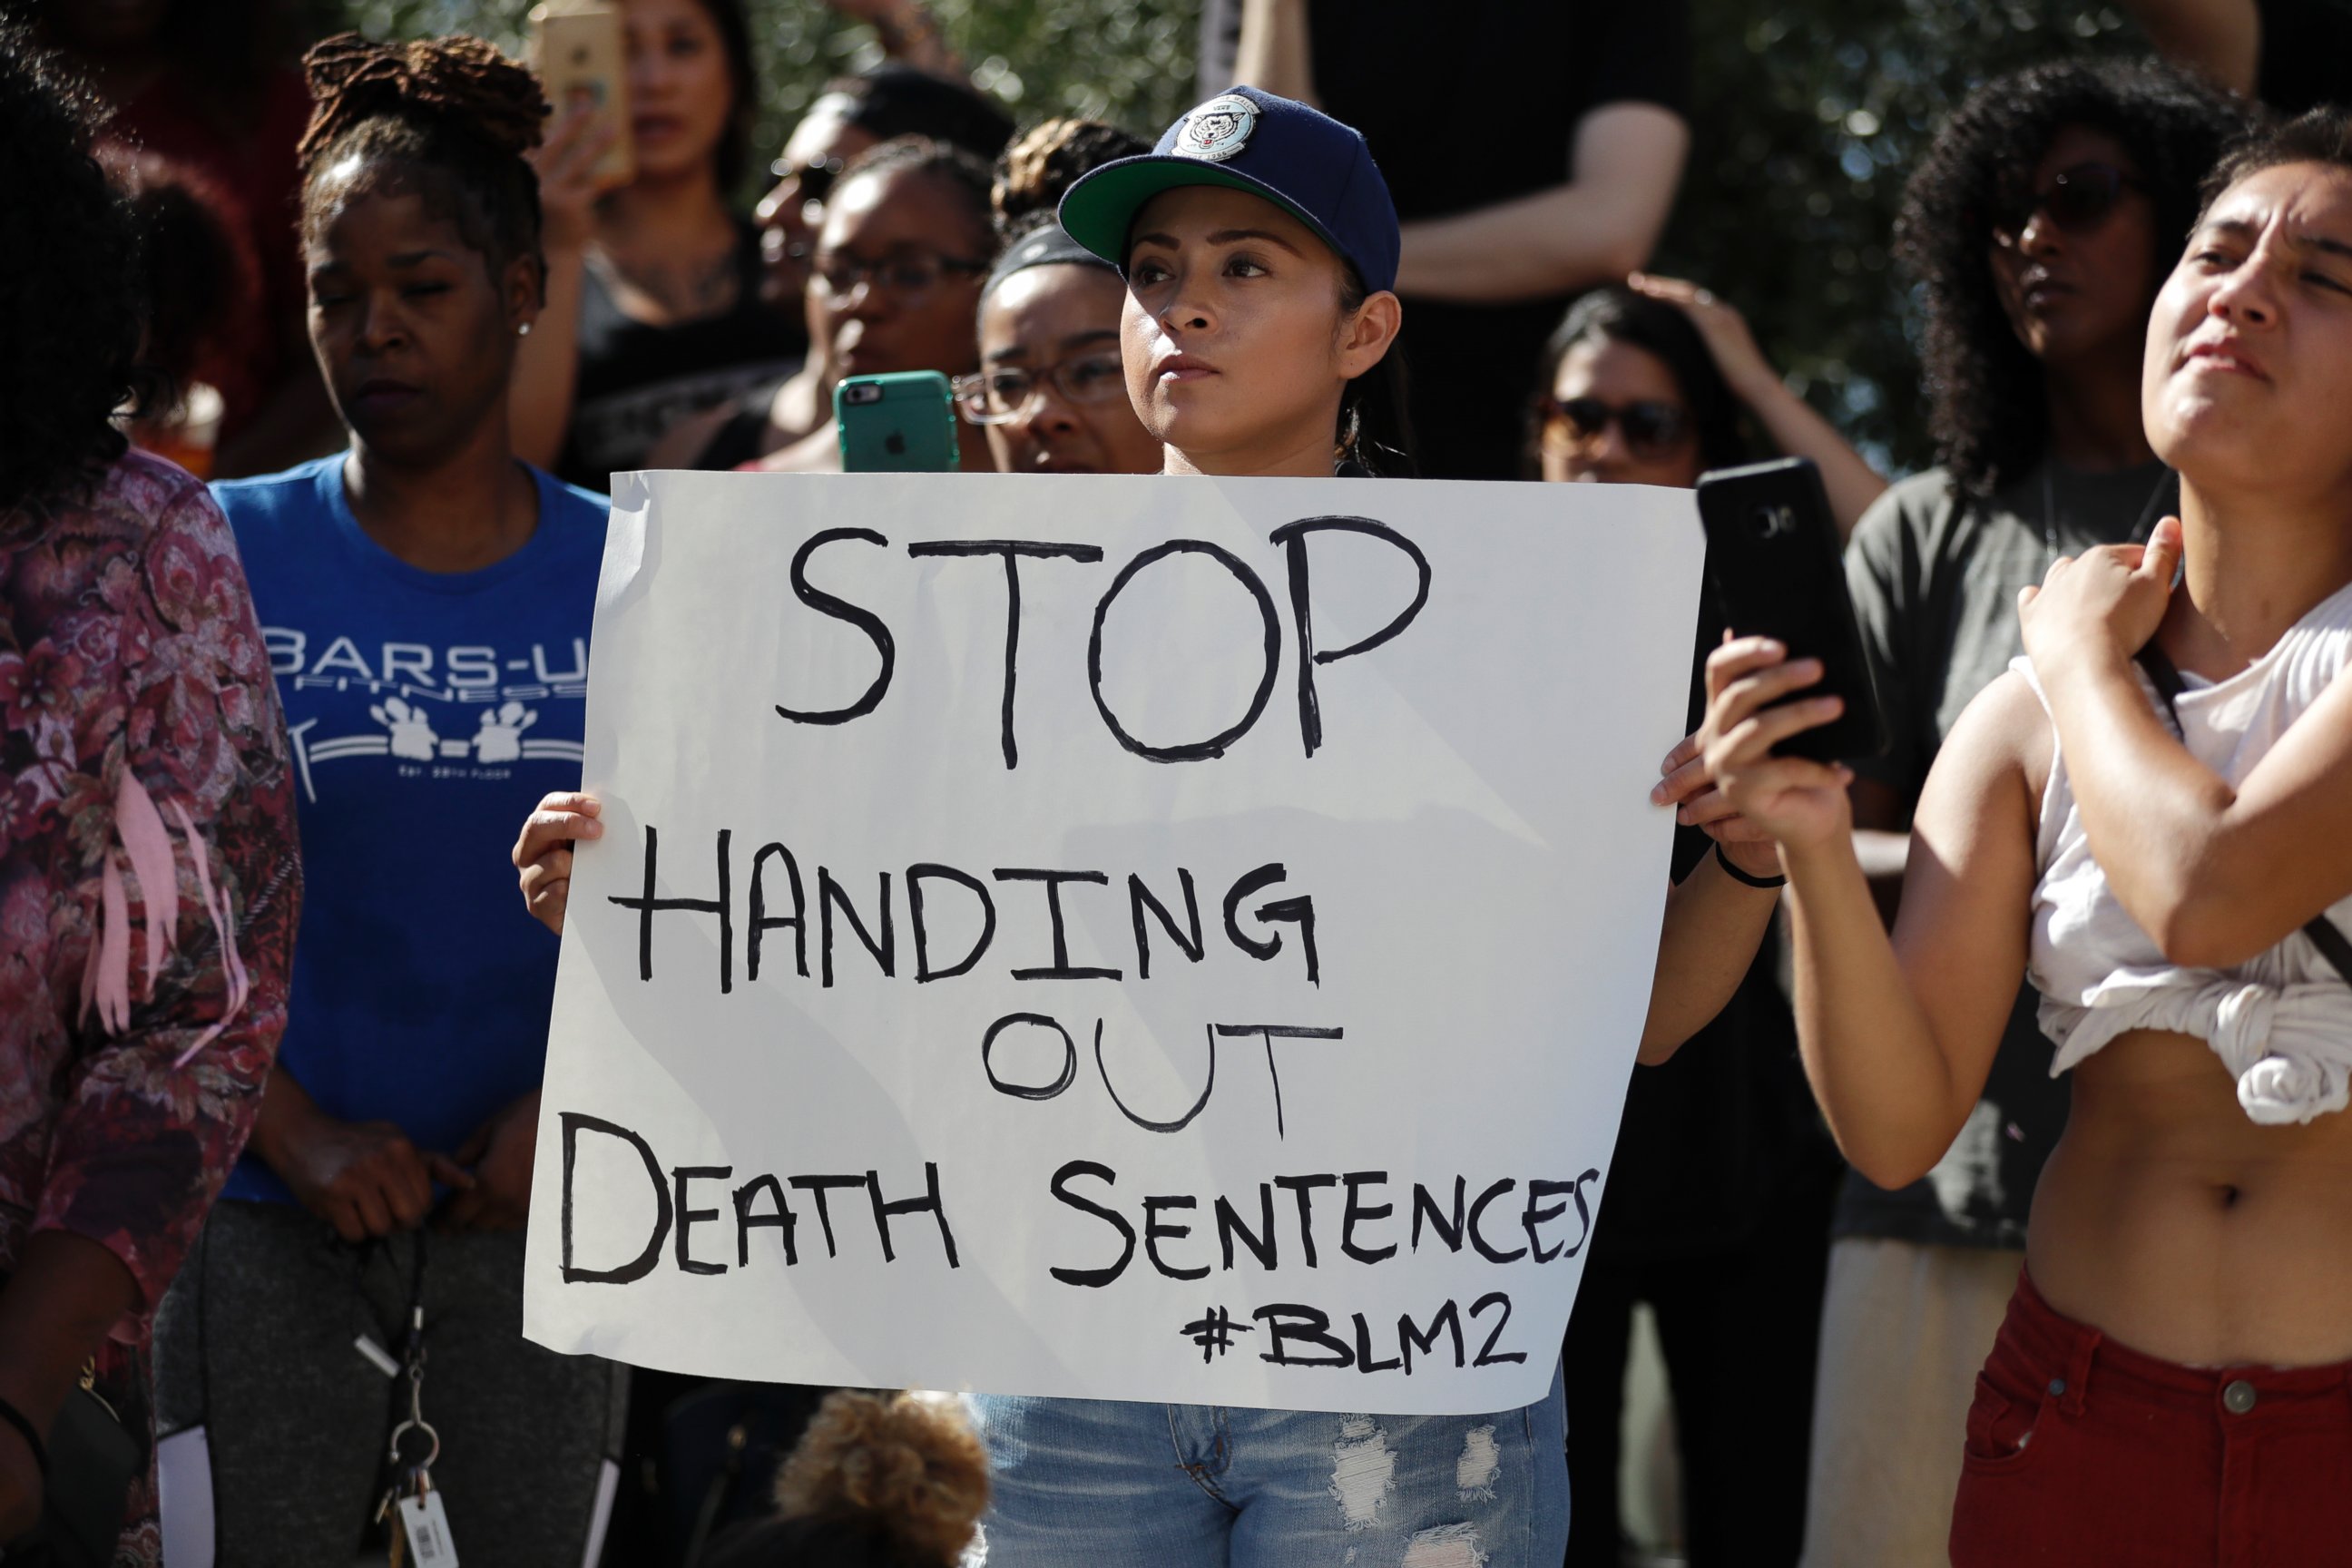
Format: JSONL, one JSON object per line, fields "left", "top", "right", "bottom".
{"left": 2015, "top": 579, "right": 2352, "bottom": 1125}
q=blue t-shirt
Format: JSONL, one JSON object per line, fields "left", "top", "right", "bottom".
{"left": 214, "top": 455, "right": 607, "bottom": 1204}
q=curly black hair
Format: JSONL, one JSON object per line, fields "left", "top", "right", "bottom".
{"left": 1895, "top": 57, "right": 2249, "bottom": 502}
{"left": 0, "top": 23, "right": 149, "bottom": 524}
{"left": 297, "top": 34, "right": 549, "bottom": 296}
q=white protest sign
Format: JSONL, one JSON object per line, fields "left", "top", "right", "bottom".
{"left": 524, "top": 470, "right": 1703, "bottom": 1416}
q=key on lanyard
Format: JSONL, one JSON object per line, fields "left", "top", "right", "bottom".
{"left": 381, "top": 1282, "right": 456, "bottom": 1566}
{"left": 391, "top": 1468, "right": 458, "bottom": 1568}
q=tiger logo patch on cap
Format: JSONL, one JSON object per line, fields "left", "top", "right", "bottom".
{"left": 1173, "top": 93, "right": 1257, "bottom": 162}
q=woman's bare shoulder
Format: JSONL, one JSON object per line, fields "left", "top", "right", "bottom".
{"left": 1924, "top": 666, "right": 2054, "bottom": 834}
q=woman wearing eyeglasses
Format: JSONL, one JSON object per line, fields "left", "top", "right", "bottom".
{"left": 1793, "top": 59, "right": 2245, "bottom": 1568}
{"left": 955, "top": 118, "right": 1163, "bottom": 476}
{"left": 734, "top": 135, "right": 999, "bottom": 474}
{"left": 1528, "top": 283, "right": 1873, "bottom": 1568}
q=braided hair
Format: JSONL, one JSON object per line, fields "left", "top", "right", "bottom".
{"left": 993, "top": 117, "right": 1146, "bottom": 241}
{"left": 297, "top": 33, "right": 548, "bottom": 292}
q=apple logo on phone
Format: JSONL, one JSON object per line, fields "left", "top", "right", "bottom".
{"left": 886, "top": 433, "right": 906, "bottom": 456}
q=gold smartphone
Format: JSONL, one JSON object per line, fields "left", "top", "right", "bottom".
{"left": 530, "top": 3, "right": 633, "bottom": 187}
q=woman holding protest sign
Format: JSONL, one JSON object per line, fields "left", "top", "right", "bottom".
{"left": 150, "top": 34, "right": 624, "bottom": 1566}
{"left": 513, "top": 84, "right": 1787, "bottom": 1565}
{"left": 514, "top": 91, "right": 1785, "bottom": 1566}
{"left": 1698, "top": 108, "right": 2352, "bottom": 1562}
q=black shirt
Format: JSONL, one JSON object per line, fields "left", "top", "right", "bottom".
{"left": 1588, "top": 593, "right": 1839, "bottom": 1265}
{"left": 555, "top": 219, "right": 806, "bottom": 491}
{"left": 2257, "top": 0, "right": 2352, "bottom": 113}
{"left": 1307, "top": 0, "right": 1690, "bottom": 480}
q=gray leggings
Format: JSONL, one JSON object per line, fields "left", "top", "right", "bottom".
{"left": 152, "top": 1200, "right": 627, "bottom": 1568}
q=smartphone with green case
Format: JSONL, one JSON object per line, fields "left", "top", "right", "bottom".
{"left": 835, "top": 371, "right": 960, "bottom": 473}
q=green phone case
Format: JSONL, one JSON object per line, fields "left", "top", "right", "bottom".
{"left": 834, "top": 371, "right": 961, "bottom": 473}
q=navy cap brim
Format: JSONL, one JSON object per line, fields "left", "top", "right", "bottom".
{"left": 1059, "top": 154, "right": 1353, "bottom": 279}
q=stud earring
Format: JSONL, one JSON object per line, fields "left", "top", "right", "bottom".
{"left": 518, "top": 321, "right": 534, "bottom": 338}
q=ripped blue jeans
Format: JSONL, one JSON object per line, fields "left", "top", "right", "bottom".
{"left": 965, "top": 1360, "right": 1567, "bottom": 1566}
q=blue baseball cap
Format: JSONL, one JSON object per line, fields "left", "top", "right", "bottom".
{"left": 1057, "top": 87, "right": 1400, "bottom": 294}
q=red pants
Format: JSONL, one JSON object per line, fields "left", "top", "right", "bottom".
{"left": 1949, "top": 1271, "right": 2352, "bottom": 1566}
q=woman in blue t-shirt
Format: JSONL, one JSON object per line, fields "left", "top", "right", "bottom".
{"left": 151, "top": 34, "right": 624, "bottom": 1568}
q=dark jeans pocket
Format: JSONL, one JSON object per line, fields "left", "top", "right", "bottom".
{"left": 1960, "top": 1368, "right": 2053, "bottom": 1474}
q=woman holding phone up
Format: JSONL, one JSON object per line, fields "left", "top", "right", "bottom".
{"left": 517, "top": 87, "right": 1786, "bottom": 1562}
{"left": 1699, "top": 109, "right": 2352, "bottom": 1562}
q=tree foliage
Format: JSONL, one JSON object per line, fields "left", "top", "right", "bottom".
{"left": 325, "top": 0, "right": 2168, "bottom": 473}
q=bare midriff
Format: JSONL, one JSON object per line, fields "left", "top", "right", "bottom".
{"left": 2028, "top": 1025, "right": 2352, "bottom": 1367}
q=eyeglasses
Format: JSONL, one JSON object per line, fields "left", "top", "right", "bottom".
{"left": 769, "top": 154, "right": 847, "bottom": 208}
{"left": 953, "top": 353, "right": 1129, "bottom": 424}
{"left": 1541, "top": 396, "right": 1691, "bottom": 461}
{"left": 1993, "top": 162, "right": 2145, "bottom": 245}
{"left": 811, "top": 250, "right": 992, "bottom": 304}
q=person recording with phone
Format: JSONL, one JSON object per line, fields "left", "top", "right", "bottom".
{"left": 509, "top": 0, "right": 804, "bottom": 487}
{"left": 1785, "top": 59, "right": 2246, "bottom": 1568}
{"left": 1531, "top": 286, "right": 1876, "bottom": 1567}
{"left": 732, "top": 136, "right": 998, "bottom": 474}
{"left": 635, "top": 64, "right": 1020, "bottom": 472}
{"left": 1700, "top": 103, "right": 2352, "bottom": 1563}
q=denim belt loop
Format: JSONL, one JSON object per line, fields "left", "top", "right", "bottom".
{"left": 2057, "top": 1325, "right": 2102, "bottom": 1416}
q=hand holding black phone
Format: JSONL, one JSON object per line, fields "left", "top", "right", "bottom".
{"left": 1694, "top": 457, "right": 1886, "bottom": 763}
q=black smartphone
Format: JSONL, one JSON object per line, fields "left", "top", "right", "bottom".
{"left": 1694, "top": 456, "right": 1886, "bottom": 763}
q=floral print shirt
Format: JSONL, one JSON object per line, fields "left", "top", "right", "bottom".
{"left": 1, "top": 449, "right": 299, "bottom": 1325}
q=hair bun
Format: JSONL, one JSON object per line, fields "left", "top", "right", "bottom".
{"left": 774, "top": 1391, "right": 988, "bottom": 1564}
{"left": 299, "top": 33, "right": 547, "bottom": 168}
{"left": 994, "top": 117, "right": 1147, "bottom": 237}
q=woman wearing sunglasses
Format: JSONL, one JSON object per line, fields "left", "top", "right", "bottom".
{"left": 1529, "top": 284, "right": 1876, "bottom": 1568}
{"left": 1533, "top": 280, "right": 1886, "bottom": 534}
{"left": 1791, "top": 59, "right": 2246, "bottom": 1568}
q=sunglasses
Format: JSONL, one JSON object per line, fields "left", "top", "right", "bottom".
{"left": 1542, "top": 396, "right": 1692, "bottom": 461}
{"left": 769, "top": 154, "right": 848, "bottom": 207}
{"left": 1993, "top": 162, "right": 2145, "bottom": 244}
